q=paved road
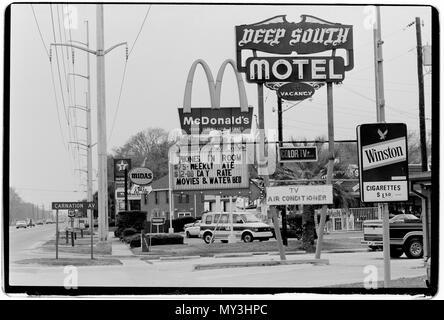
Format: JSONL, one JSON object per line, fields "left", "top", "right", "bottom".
{"left": 8, "top": 224, "right": 56, "bottom": 262}
{"left": 9, "top": 251, "right": 425, "bottom": 288}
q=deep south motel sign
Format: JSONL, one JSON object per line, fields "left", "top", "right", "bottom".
{"left": 357, "top": 123, "right": 409, "bottom": 203}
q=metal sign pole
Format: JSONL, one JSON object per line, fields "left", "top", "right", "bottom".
{"left": 90, "top": 208, "right": 94, "bottom": 259}
{"left": 258, "top": 82, "right": 286, "bottom": 260}
{"left": 315, "top": 81, "right": 335, "bottom": 259}
{"left": 55, "top": 209, "right": 59, "bottom": 259}
{"left": 382, "top": 203, "right": 391, "bottom": 287}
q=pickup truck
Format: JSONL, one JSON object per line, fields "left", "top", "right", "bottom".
{"left": 361, "top": 214, "right": 423, "bottom": 259}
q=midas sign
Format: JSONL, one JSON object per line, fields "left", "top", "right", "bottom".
{"left": 128, "top": 167, "right": 153, "bottom": 186}
{"left": 266, "top": 185, "right": 333, "bottom": 205}
{"left": 362, "top": 137, "right": 407, "bottom": 171}
{"left": 245, "top": 56, "right": 345, "bottom": 83}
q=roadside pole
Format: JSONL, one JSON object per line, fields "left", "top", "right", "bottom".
{"left": 55, "top": 209, "right": 59, "bottom": 259}
{"left": 374, "top": 6, "right": 391, "bottom": 287}
{"left": 315, "top": 81, "right": 335, "bottom": 259}
{"left": 90, "top": 207, "right": 94, "bottom": 259}
{"left": 258, "top": 83, "right": 286, "bottom": 261}
{"left": 228, "top": 196, "right": 236, "bottom": 243}
{"left": 168, "top": 162, "right": 174, "bottom": 233}
{"left": 124, "top": 167, "right": 128, "bottom": 211}
{"left": 277, "top": 96, "right": 288, "bottom": 246}
{"left": 415, "top": 17, "right": 427, "bottom": 172}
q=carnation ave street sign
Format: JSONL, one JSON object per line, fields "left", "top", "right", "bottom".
{"left": 52, "top": 202, "right": 96, "bottom": 210}
{"left": 357, "top": 123, "right": 409, "bottom": 202}
{"left": 266, "top": 185, "right": 333, "bottom": 205}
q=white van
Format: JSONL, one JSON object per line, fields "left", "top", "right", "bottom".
{"left": 200, "top": 211, "right": 274, "bottom": 244}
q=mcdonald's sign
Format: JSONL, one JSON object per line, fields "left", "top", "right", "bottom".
{"left": 180, "top": 59, "right": 252, "bottom": 134}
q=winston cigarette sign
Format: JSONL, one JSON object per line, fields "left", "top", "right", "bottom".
{"left": 357, "top": 123, "right": 409, "bottom": 202}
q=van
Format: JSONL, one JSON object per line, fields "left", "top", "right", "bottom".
{"left": 200, "top": 211, "right": 274, "bottom": 244}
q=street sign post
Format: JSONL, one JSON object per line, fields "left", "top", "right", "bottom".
{"left": 278, "top": 146, "right": 318, "bottom": 163}
{"left": 51, "top": 201, "right": 96, "bottom": 259}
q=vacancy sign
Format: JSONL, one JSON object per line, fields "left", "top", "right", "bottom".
{"left": 266, "top": 185, "right": 333, "bottom": 205}
{"left": 357, "top": 123, "right": 409, "bottom": 203}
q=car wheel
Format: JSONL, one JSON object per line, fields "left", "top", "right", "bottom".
{"left": 404, "top": 238, "right": 423, "bottom": 259}
{"left": 242, "top": 233, "right": 253, "bottom": 243}
{"left": 203, "top": 233, "right": 214, "bottom": 244}
{"left": 390, "top": 247, "right": 404, "bottom": 258}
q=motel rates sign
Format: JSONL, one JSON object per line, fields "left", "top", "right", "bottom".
{"left": 357, "top": 123, "right": 409, "bottom": 202}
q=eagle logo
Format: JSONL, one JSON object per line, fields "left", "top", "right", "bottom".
{"left": 377, "top": 129, "right": 388, "bottom": 140}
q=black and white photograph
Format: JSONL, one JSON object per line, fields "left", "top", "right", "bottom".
{"left": 2, "top": 1, "right": 439, "bottom": 300}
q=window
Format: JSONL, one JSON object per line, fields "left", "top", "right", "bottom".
{"left": 185, "top": 194, "right": 190, "bottom": 203}
{"left": 220, "top": 214, "right": 228, "bottom": 224}
{"left": 205, "top": 215, "right": 212, "bottom": 224}
{"left": 154, "top": 191, "right": 158, "bottom": 205}
{"left": 178, "top": 194, "right": 182, "bottom": 204}
{"left": 178, "top": 212, "right": 191, "bottom": 217}
{"left": 213, "top": 214, "right": 221, "bottom": 224}
{"left": 166, "top": 191, "right": 169, "bottom": 204}
{"left": 233, "top": 214, "right": 243, "bottom": 224}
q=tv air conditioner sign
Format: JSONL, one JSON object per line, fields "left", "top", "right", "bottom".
{"left": 357, "top": 123, "right": 409, "bottom": 203}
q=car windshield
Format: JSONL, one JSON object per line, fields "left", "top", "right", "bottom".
{"left": 239, "top": 214, "right": 261, "bottom": 223}
{"left": 390, "top": 214, "right": 419, "bottom": 222}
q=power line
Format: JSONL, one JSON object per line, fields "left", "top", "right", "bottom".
{"left": 109, "top": 6, "right": 150, "bottom": 145}
{"left": 128, "top": 5, "right": 152, "bottom": 57}
{"left": 108, "top": 60, "right": 129, "bottom": 145}
{"left": 49, "top": 4, "right": 69, "bottom": 126}
{"left": 30, "top": 4, "right": 50, "bottom": 59}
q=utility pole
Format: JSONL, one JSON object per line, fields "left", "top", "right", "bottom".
{"left": 96, "top": 4, "right": 108, "bottom": 241}
{"left": 258, "top": 83, "right": 286, "bottom": 260}
{"left": 415, "top": 17, "right": 427, "bottom": 172}
{"left": 68, "top": 20, "right": 93, "bottom": 231}
{"left": 277, "top": 96, "right": 288, "bottom": 246}
{"left": 373, "top": 6, "right": 391, "bottom": 288}
{"left": 51, "top": 4, "right": 127, "bottom": 242}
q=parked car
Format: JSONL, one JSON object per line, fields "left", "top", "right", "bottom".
{"left": 184, "top": 220, "right": 201, "bottom": 238}
{"left": 36, "top": 220, "right": 44, "bottom": 225}
{"left": 200, "top": 212, "right": 274, "bottom": 244}
{"left": 15, "top": 220, "right": 27, "bottom": 229}
{"left": 361, "top": 213, "right": 423, "bottom": 258}
{"left": 27, "top": 219, "right": 35, "bottom": 227}
{"left": 45, "top": 219, "right": 54, "bottom": 224}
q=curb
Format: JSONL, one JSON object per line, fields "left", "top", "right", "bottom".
{"left": 159, "top": 255, "right": 201, "bottom": 261}
{"left": 193, "top": 259, "right": 329, "bottom": 270}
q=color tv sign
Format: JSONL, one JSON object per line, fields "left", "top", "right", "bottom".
{"left": 357, "top": 123, "right": 409, "bottom": 202}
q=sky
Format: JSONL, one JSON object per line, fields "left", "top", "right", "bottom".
{"left": 7, "top": 3, "right": 433, "bottom": 208}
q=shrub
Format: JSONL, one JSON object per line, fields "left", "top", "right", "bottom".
{"left": 116, "top": 211, "right": 147, "bottom": 231}
{"left": 130, "top": 233, "right": 184, "bottom": 248}
{"left": 122, "top": 227, "right": 138, "bottom": 237}
{"left": 172, "top": 216, "right": 197, "bottom": 232}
